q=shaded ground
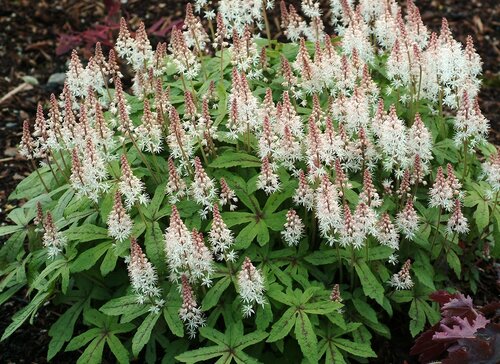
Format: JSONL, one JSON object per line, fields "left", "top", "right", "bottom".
{"left": 0, "top": 0, "right": 498, "bottom": 363}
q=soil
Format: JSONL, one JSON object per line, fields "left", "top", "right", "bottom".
{"left": 0, "top": 0, "right": 498, "bottom": 363}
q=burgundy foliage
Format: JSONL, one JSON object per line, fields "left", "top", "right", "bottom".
{"left": 411, "top": 290, "right": 500, "bottom": 363}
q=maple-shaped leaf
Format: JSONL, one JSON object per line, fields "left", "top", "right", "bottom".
{"left": 441, "top": 294, "right": 477, "bottom": 320}
{"left": 429, "top": 290, "right": 460, "bottom": 306}
{"left": 442, "top": 323, "right": 500, "bottom": 364}
{"left": 433, "top": 316, "right": 489, "bottom": 342}
{"left": 410, "top": 324, "right": 449, "bottom": 363}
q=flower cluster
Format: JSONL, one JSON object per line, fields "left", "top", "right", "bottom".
{"left": 179, "top": 275, "right": 206, "bottom": 338}
{"left": 238, "top": 257, "right": 266, "bottom": 317}
{"left": 127, "top": 238, "right": 163, "bottom": 311}
{"left": 42, "top": 212, "right": 67, "bottom": 259}
{"left": 164, "top": 206, "right": 214, "bottom": 286}
{"left": 389, "top": 259, "right": 414, "bottom": 290}
{"left": 107, "top": 191, "right": 133, "bottom": 242}
{"left": 281, "top": 209, "right": 305, "bottom": 246}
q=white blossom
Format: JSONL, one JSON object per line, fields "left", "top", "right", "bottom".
{"left": 238, "top": 257, "right": 266, "bottom": 317}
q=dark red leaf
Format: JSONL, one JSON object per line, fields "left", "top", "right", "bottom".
{"left": 103, "top": 0, "right": 121, "bottom": 17}
{"left": 479, "top": 301, "right": 500, "bottom": 317}
{"left": 433, "top": 316, "right": 489, "bottom": 341}
{"left": 429, "top": 290, "right": 459, "bottom": 306}
{"left": 56, "top": 34, "right": 82, "bottom": 56}
{"left": 441, "top": 294, "right": 477, "bottom": 319}
{"left": 442, "top": 345, "right": 470, "bottom": 364}
{"left": 410, "top": 323, "right": 450, "bottom": 363}
{"left": 149, "top": 19, "right": 183, "bottom": 37}
{"left": 443, "top": 323, "right": 500, "bottom": 364}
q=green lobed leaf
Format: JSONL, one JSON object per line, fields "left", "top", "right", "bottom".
{"left": 83, "top": 308, "right": 107, "bottom": 327}
{"left": 0, "top": 284, "right": 24, "bottom": 306}
{"left": 175, "top": 345, "right": 227, "bottom": 363}
{"left": 263, "top": 181, "right": 297, "bottom": 214}
{"left": 1, "top": 290, "right": 51, "bottom": 341}
{"left": 421, "top": 300, "right": 440, "bottom": 325}
{"left": 0, "top": 230, "right": 27, "bottom": 262}
{"left": 199, "top": 326, "right": 226, "bottom": 346}
{"left": 267, "top": 307, "right": 296, "bottom": 342}
{"left": 100, "top": 295, "right": 141, "bottom": 316}
{"left": 295, "top": 311, "right": 318, "bottom": 363}
{"left": 447, "top": 250, "right": 462, "bottom": 278}
{"left": 333, "top": 338, "right": 377, "bottom": 358}
{"left": 30, "top": 258, "right": 67, "bottom": 291}
{"left": 412, "top": 264, "right": 436, "bottom": 291}
{"left": 0, "top": 225, "right": 24, "bottom": 237}
{"left": 474, "top": 201, "right": 489, "bottom": 231}
{"left": 76, "top": 336, "right": 106, "bottom": 364}
{"left": 355, "top": 261, "right": 385, "bottom": 306}
{"left": 433, "top": 139, "right": 459, "bottom": 164}
{"left": 71, "top": 242, "right": 111, "bottom": 273}
{"left": 221, "top": 211, "right": 255, "bottom": 228}
{"left": 303, "top": 301, "right": 342, "bottom": 315}
{"left": 390, "top": 290, "right": 414, "bottom": 303}
{"left": 256, "top": 220, "right": 270, "bottom": 246}
{"left": 226, "top": 322, "right": 244, "bottom": 347}
{"left": 209, "top": 151, "right": 262, "bottom": 168}
{"left": 366, "top": 246, "right": 394, "bottom": 261}
{"left": 215, "top": 173, "right": 260, "bottom": 213}
{"left": 409, "top": 299, "right": 426, "bottom": 337}
{"left": 267, "top": 285, "right": 294, "bottom": 305}
{"left": 324, "top": 342, "right": 347, "bottom": 364}
{"left": 53, "top": 189, "right": 75, "bottom": 220}
{"left": 463, "top": 190, "right": 481, "bottom": 207}
{"left": 236, "top": 331, "right": 268, "bottom": 349}
{"left": 202, "top": 276, "right": 231, "bottom": 310}
{"left": 66, "top": 328, "right": 102, "bottom": 351}
{"left": 100, "top": 248, "right": 118, "bottom": 276}
{"left": 351, "top": 324, "right": 372, "bottom": 344}
{"left": 7, "top": 207, "right": 35, "bottom": 226}
{"left": 304, "top": 250, "right": 338, "bottom": 265}
{"left": 264, "top": 210, "right": 288, "bottom": 232}
{"left": 132, "top": 311, "right": 160, "bottom": 357}
{"left": 64, "top": 225, "right": 110, "bottom": 242}
{"left": 326, "top": 312, "right": 346, "bottom": 330}
{"left": 8, "top": 167, "right": 54, "bottom": 200}
{"left": 47, "top": 298, "right": 87, "bottom": 360}
{"left": 255, "top": 302, "right": 273, "bottom": 331}
{"left": 234, "top": 221, "right": 258, "bottom": 249}
{"left": 164, "top": 305, "right": 184, "bottom": 338}
{"left": 106, "top": 334, "right": 130, "bottom": 364}
{"left": 149, "top": 182, "right": 167, "bottom": 217}
{"left": 144, "top": 222, "right": 167, "bottom": 275}
{"left": 352, "top": 298, "right": 379, "bottom": 324}
{"left": 232, "top": 350, "right": 262, "bottom": 364}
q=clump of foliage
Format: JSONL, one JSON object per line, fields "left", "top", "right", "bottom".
{"left": 1, "top": 0, "right": 499, "bottom": 363}
{"left": 411, "top": 291, "right": 500, "bottom": 363}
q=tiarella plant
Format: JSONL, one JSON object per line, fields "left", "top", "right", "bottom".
{"left": 0, "top": 0, "right": 498, "bottom": 363}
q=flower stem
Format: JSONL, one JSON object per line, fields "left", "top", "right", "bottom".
{"left": 349, "top": 246, "right": 356, "bottom": 290}
{"left": 336, "top": 243, "right": 343, "bottom": 283}
{"left": 30, "top": 159, "right": 50, "bottom": 193}
{"left": 127, "top": 131, "right": 161, "bottom": 184}
{"left": 463, "top": 141, "right": 469, "bottom": 180}
{"left": 262, "top": 0, "right": 272, "bottom": 45}
{"left": 45, "top": 157, "right": 62, "bottom": 185}
{"left": 430, "top": 207, "right": 443, "bottom": 257}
